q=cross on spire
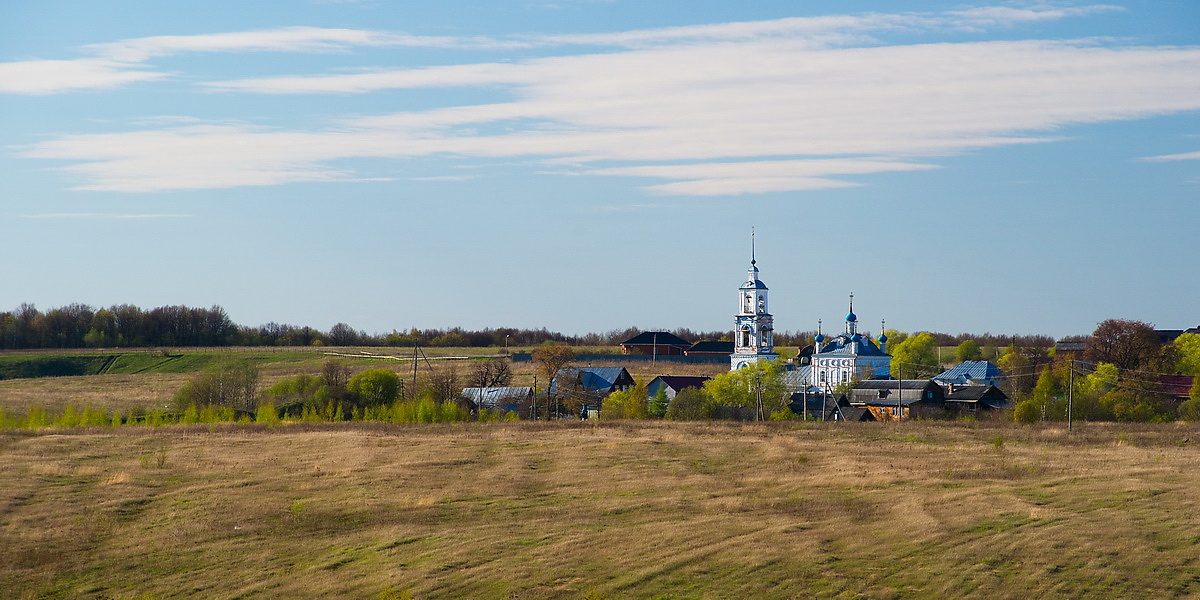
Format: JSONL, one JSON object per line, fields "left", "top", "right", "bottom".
{"left": 751, "top": 226, "right": 756, "bottom": 266}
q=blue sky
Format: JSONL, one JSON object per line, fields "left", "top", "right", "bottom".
{"left": 2, "top": 1, "right": 1197, "bottom": 340}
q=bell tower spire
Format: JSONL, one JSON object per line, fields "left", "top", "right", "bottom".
{"left": 731, "top": 228, "right": 776, "bottom": 370}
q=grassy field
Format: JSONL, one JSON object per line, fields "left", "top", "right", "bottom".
{"left": 0, "top": 347, "right": 731, "bottom": 417}
{"left": 3, "top": 420, "right": 1199, "bottom": 599}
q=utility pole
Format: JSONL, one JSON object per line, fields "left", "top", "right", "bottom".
{"left": 1068, "top": 360, "right": 1074, "bottom": 432}
{"left": 755, "top": 368, "right": 764, "bottom": 421}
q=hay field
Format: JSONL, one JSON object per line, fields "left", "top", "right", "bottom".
{"left": 3, "top": 421, "right": 1199, "bottom": 599}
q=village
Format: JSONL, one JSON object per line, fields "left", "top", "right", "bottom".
{"left": 459, "top": 242, "right": 1200, "bottom": 424}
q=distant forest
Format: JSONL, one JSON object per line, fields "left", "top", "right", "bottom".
{"left": 0, "top": 303, "right": 1055, "bottom": 351}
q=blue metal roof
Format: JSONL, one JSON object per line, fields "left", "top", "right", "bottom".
{"left": 933, "top": 361, "right": 1005, "bottom": 384}
{"left": 815, "top": 333, "right": 889, "bottom": 357}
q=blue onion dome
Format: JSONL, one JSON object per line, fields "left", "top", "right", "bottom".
{"left": 814, "top": 332, "right": 825, "bottom": 343}
{"left": 851, "top": 333, "right": 862, "bottom": 342}
{"left": 878, "top": 332, "right": 888, "bottom": 342}
{"left": 845, "top": 311, "right": 857, "bottom": 323}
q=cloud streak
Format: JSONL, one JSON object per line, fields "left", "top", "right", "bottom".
{"left": 13, "top": 5, "right": 1200, "bottom": 196}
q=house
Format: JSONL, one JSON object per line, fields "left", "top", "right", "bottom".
{"left": 847, "top": 379, "right": 946, "bottom": 421}
{"left": 684, "top": 340, "right": 734, "bottom": 357}
{"left": 1157, "top": 326, "right": 1200, "bottom": 344}
{"left": 943, "top": 385, "right": 1011, "bottom": 417}
{"left": 549, "top": 366, "right": 635, "bottom": 407}
{"left": 460, "top": 387, "right": 533, "bottom": 413}
{"left": 646, "top": 375, "right": 710, "bottom": 403}
{"left": 1161, "top": 375, "right": 1196, "bottom": 402}
{"left": 788, "top": 390, "right": 874, "bottom": 421}
{"left": 620, "top": 331, "right": 692, "bottom": 356}
{"left": 933, "top": 361, "right": 1006, "bottom": 389}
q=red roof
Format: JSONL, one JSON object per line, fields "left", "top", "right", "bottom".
{"left": 1161, "top": 375, "right": 1196, "bottom": 399}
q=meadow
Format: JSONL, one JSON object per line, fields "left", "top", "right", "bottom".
{"left": 2, "top": 420, "right": 1199, "bottom": 599}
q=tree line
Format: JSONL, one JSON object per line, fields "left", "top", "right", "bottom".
{"left": 0, "top": 302, "right": 1059, "bottom": 352}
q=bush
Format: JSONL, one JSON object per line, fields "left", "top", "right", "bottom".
{"left": 666, "top": 388, "right": 713, "bottom": 421}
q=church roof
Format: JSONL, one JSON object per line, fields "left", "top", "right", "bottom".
{"left": 815, "top": 334, "right": 890, "bottom": 357}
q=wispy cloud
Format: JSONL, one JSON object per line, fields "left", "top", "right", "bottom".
{"left": 14, "top": 5, "right": 1200, "bottom": 196}
{"left": 0, "top": 59, "right": 165, "bottom": 94}
{"left": 1139, "top": 150, "right": 1200, "bottom": 162}
{"left": 22, "top": 213, "right": 192, "bottom": 219}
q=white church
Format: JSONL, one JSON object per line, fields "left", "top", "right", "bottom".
{"left": 728, "top": 241, "right": 891, "bottom": 391}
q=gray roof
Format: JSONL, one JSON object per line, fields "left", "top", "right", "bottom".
{"left": 549, "top": 366, "right": 633, "bottom": 396}
{"left": 461, "top": 387, "right": 532, "bottom": 407}
{"left": 782, "top": 365, "right": 815, "bottom": 391}
{"left": 621, "top": 331, "right": 692, "bottom": 347}
{"left": 944, "top": 385, "right": 1010, "bottom": 408}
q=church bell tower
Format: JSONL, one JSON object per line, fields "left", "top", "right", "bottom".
{"left": 730, "top": 230, "right": 777, "bottom": 370}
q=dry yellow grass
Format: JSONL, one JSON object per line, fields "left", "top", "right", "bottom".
{"left": 2, "top": 421, "right": 1200, "bottom": 599}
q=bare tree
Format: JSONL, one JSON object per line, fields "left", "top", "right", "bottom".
{"left": 427, "top": 364, "right": 461, "bottom": 402}
{"left": 470, "top": 360, "right": 513, "bottom": 389}
{"left": 532, "top": 343, "right": 576, "bottom": 419}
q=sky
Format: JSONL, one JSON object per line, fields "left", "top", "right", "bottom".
{"left": 1, "top": 1, "right": 1198, "bottom": 341}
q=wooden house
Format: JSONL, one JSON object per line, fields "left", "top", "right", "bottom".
{"left": 943, "top": 385, "right": 1011, "bottom": 417}
{"left": 848, "top": 379, "right": 946, "bottom": 421}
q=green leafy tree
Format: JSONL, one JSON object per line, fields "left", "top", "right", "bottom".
{"left": 1173, "top": 333, "right": 1200, "bottom": 375}
{"left": 1071, "top": 362, "right": 1118, "bottom": 421}
{"left": 347, "top": 368, "right": 402, "bottom": 408}
{"left": 889, "top": 332, "right": 941, "bottom": 378}
{"left": 1030, "top": 365, "right": 1067, "bottom": 421}
{"left": 1013, "top": 400, "right": 1040, "bottom": 423}
{"left": 1101, "top": 389, "right": 1171, "bottom": 423}
{"left": 600, "top": 379, "right": 649, "bottom": 420}
{"left": 955, "top": 339, "right": 982, "bottom": 362}
{"left": 1179, "top": 376, "right": 1200, "bottom": 421}
{"left": 703, "top": 360, "right": 788, "bottom": 418}
{"left": 996, "top": 344, "right": 1033, "bottom": 395}
{"left": 649, "top": 386, "right": 670, "bottom": 418}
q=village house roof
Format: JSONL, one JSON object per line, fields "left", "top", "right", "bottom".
{"left": 934, "top": 361, "right": 1006, "bottom": 386}
{"left": 848, "top": 379, "right": 945, "bottom": 406}
{"left": 1157, "top": 327, "right": 1200, "bottom": 344}
{"left": 1161, "top": 375, "right": 1196, "bottom": 400}
{"left": 782, "top": 366, "right": 815, "bottom": 392}
{"left": 461, "top": 387, "right": 533, "bottom": 409}
{"left": 620, "top": 331, "right": 691, "bottom": 347}
{"left": 944, "top": 385, "right": 1011, "bottom": 409}
{"left": 649, "top": 375, "right": 710, "bottom": 393}
{"left": 549, "top": 366, "right": 634, "bottom": 397}
{"left": 685, "top": 340, "right": 734, "bottom": 355}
